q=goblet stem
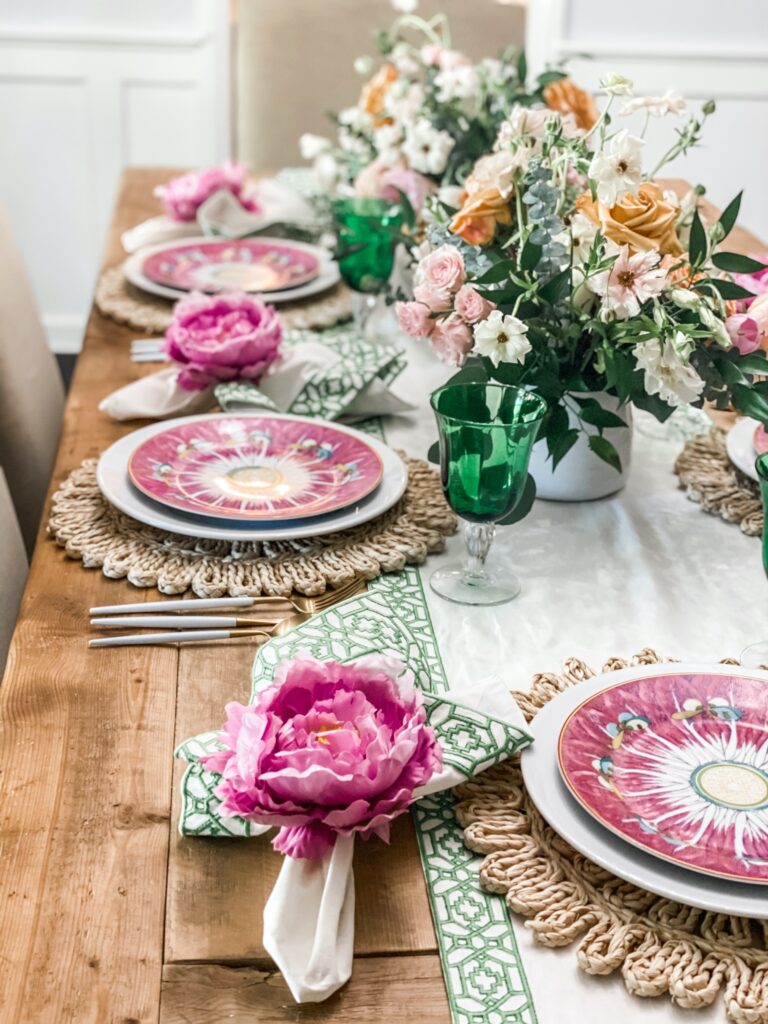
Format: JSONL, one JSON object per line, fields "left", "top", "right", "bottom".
{"left": 351, "top": 293, "right": 377, "bottom": 339}
{"left": 463, "top": 522, "right": 495, "bottom": 584}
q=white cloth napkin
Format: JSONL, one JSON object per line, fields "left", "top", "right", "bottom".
{"left": 261, "top": 675, "right": 527, "bottom": 1003}
{"left": 121, "top": 180, "right": 315, "bottom": 253}
{"left": 99, "top": 340, "right": 414, "bottom": 423}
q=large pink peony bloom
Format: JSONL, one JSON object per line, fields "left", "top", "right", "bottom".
{"left": 378, "top": 167, "right": 435, "bottom": 214}
{"left": 202, "top": 654, "right": 441, "bottom": 859}
{"left": 164, "top": 291, "right": 282, "bottom": 390}
{"left": 154, "top": 162, "right": 262, "bottom": 221}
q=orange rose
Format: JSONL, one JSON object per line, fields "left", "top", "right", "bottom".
{"left": 543, "top": 77, "right": 599, "bottom": 132}
{"left": 576, "top": 182, "right": 683, "bottom": 256}
{"left": 358, "top": 64, "right": 397, "bottom": 123}
{"left": 449, "top": 186, "right": 512, "bottom": 245}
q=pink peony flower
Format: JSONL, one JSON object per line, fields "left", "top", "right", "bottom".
{"left": 454, "top": 285, "right": 496, "bottom": 324}
{"left": 154, "top": 162, "right": 262, "bottom": 222}
{"left": 164, "top": 291, "right": 282, "bottom": 390}
{"left": 725, "top": 314, "right": 761, "bottom": 354}
{"left": 202, "top": 654, "right": 441, "bottom": 859}
{"left": 416, "top": 244, "right": 466, "bottom": 310}
{"left": 378, "top": 167, "right": 435, "bottom": 214}
{"left": 731, "top": 253, "right": 768, "bottom": 300}
{"left": 429, "top": 314, "right": 474, "bottom": 366}
{"left": 396, "top": 300, "right": 434, "bottom": 338}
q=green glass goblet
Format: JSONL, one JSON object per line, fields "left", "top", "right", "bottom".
{"left": 429, "top": 382, "right": 546, "bottom": 606}
{"left": 740, "top": 451, "right": 768, "bottom": 667}
{"left": 331, "top": 196, "right": 403, "bottom": 337}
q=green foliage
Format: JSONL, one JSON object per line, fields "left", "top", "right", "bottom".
{"left": 588, "top": 435, "right": 622, "bottom": 473}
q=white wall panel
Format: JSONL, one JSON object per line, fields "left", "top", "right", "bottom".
{"left": 0, "top": 0, "right": 230, "bottom": 353}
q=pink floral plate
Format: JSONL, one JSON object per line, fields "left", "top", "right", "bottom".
{"left": 754, "top": 423, "right": 768, "bottom": 454}
{"left": 127, "top": 415, "right": 384, "bottom": 521}
{"left": 140, "top": 239, "right": 320, "bottom": 294}
{"left": 558, "top": 671, "right": 768, "bottom": 884}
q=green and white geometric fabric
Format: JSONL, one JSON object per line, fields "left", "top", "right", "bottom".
{"left": 176, "top": 566, "right": 538, "bottom": 1024}
{"left": 214, "top": 324, "right": 406, "bottom": 421}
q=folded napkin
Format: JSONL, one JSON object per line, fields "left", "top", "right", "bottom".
{"left": 176, "top": 579, "right": 532, "bottom": 1003}
{"left": 121, "top": 178, "right": 315, "bottom": 253}
{"left": 99, "top": 327, "right": 413, "bottom": 423}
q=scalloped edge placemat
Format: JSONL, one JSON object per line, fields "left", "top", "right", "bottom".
{"left": 46, "top": 454, "right": 456, "bottom": 597}
{"left": 456, "top": 649, "right": 768, "bottom": 1024}
{"left": 675, "top": 428, "right": 763, "bottom": 536}
{"left": 95, "top": 264, "right": 353, "bottom": 335}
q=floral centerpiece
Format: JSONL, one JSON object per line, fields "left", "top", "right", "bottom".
{"left": 299, "top": 0, "right": 588, "bottom": 219}
{"left": 396, "top": 74, "right": 768, "bottom": 497}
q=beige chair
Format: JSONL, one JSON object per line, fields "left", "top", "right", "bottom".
{"left": 235, "top": 0, "right": 527, "bottom": 172}
{"left": 0, "top": 465, "right": 27, "bottom": 679}
{"left": 0, "top": 206, "right": 65, "bottom": 555}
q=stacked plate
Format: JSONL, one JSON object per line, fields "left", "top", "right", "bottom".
{"left": 726, "top": 416, "right": 768, "bottom": 481}
{"left": 123, "top": 236, "right": 340, "bottom": 304}
{"left": 96, "top": 413, "right": 407, "bottom": 542}
{"left": 522, "top": 662, "right": 768, "bottom": 917}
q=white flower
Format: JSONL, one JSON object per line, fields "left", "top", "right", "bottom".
{"left": 472, "top": 310, "right": 532, "bottom": 368}
{"left": 587, "top": 243, "right": 667, "bottom": 319}
{"left": 434, "top": 65, "right": 480, "bottom": 104}
{"left": 634, "top": 332, "right": 705, "bottom": 407}
{"left": 313, "top": 152, "right": 340, "bottom": 192}
{"left": 565, "top": 212, "right": 597, "bottom": 265}
{"left": 402, "top": 119, "right": 455, "bottom": 175}
{"left": 599, "top": 72, "right": 634, "bottom": 96}
{"left": 384, "top": 81, "right": 425, "bottom": 125}
{"left": 621, "top": 90, "right": 687, "bottom": 117}
{"left": 699, "top": 302, "right": 733, "bottom": 348}
{"left": 669, "top": 288, "right": 701, "bottom": 311}
{"left": 589, "top": 129, "right": 644, "bottom": 206}
{"left": 338, "top": 129, "right": 369, "bottom": 158}
{"left": 437, "top": 184, "right": 464, "bottom": 210}
{"left": 497, "top": 104, "right": 553, "bottom": 143}
{"left": 354, "top": 55, "right": 374, "bottom": 76}
{"left": 299, "top": 133, "right": 331, "bottom": 160}
{"left": 338, "top": 106, "right": 372, "bottom": 131}
{"left": 373, "top": 123, "right": 403, "bottom": 166}
{"left": 391, "top": 0, "right": 418, "bottom": 11}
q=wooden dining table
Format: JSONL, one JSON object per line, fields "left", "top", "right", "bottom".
{"left": 1, "top": 169, "right": 764, "bottom": 1024}
{"left": 0, "top": 168, "right": 449, "bottom": 1024}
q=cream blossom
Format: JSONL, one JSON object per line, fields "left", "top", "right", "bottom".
{"left": 391, "top": 0, "right": 418, "bottom": 11}
{"left": 472, "top": 310, "right": 532, "bottom": 368}
{"left": 466, "top": 151, "right": 517, "bottom": 199}
{"left": 353, "top": 55, "right": 374, "bottom": 76}
{"left": 587, "top": 244, "right": 667, "bottom": 319}
{"left": 390, "top": 42, "right": 420, "bottom": 78}
{"left": 621, "top": 90, "right": 687, "bottom": 117}
{"left": 434, "top": 64, "right": 479, "bottom": 104}
{"left": 338, "top": 106, "right": 373, "bottom": 131}
{"left": 599, "top": 72, "right": 634, "bottom": 96}
{"left": 588, "top": 129, "right": 644, "bottom": 206}
{"left": 562, "top": 212, "right": 597, "bottom": 265}
{"left": 313, "top": 152, "right": 340, "bottom": 192}
{"left": 299, "top": 133, "right": 331, "bottom": 160}
{"left": 633, "top": 332, "right": 705, "bottom": 407}
{"left": 402, "top": 119, "right": 455, "bottom": 175}
{"left": 373, "top": 123, "right": 403, "bottom": 166}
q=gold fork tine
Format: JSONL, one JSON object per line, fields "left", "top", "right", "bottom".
{"left": 301, "top": 577, "right": 366, "bottom": 613}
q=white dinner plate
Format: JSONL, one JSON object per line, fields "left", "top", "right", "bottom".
{"left": 726, "top": 416, "right": 760, "bottom": 482}
{"left": 96, "top": 414, "right": 408, "bottom": 542}
{"left": 521, "top": 662, "right": 768, "bottom": 918}
{"left": 123, "top": 236, "right": 340, "bottom": 305}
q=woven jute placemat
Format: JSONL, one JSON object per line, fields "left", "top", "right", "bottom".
{"left": 675, "top": 428, "right": 763, "bottom": 536}
{"left": 456, "top": 650, "right": 768, "bottom": 1024}
{"left": 47, "top": 454, "right": 456, "bottom": 597}
{"left": 95, "top": 265, "right": 353, "bottom": 335}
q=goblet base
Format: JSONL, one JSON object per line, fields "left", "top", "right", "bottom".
{"left": 429, "top": 564, "right": 521, "bottom": 606}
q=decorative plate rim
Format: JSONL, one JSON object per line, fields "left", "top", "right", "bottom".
{"left": 557, "top": 669, "right": 768, "bottom": 884}
{"left": 126, "top": 414, "right": 384, "bottom": 522}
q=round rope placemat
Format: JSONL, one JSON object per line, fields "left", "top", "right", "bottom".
{"left": 95, "top": 265, "right": 353, "bottom": 335}
{"left": 47, "top": 454, "right": 456, "bottom": 597}
{"left": 455, "top": 650, "right": 768, "bottom": 1024}
{"left": 675, "top": 427, "right": 762, "bottom": 536}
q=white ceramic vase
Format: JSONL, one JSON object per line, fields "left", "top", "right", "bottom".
{"left": 528, "top": 391, "right": 633, "bottom": 502}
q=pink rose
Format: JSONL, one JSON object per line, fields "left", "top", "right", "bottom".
{"left": 164, "top": 291, "right": 282, "bottom": 390}
{"left": 454, "top": 285, "right": 495, "bottom": 324}
{"left": 725, "top": 314, "right": 761, "bottom": 354}
{"left": 202, "top": 654, "right": 441, "bottom": 859}
{"left": 429, "top": 314, "right": 474, "bottom": 367}
{"left": 379, "top": 167, "right": 435, "bottom": 215}
{"left": 413, "top": 282, "right": 452, "bottom": 313}
{"left": 154, "top": 162, "right": 262, "bottom": 222}
{"left": 731, "top": 253, "right": 768, "bottom": 299}
{"left": 416, "top": 244, "right": 466, "bottom": 310}
{"left": 396, "top": 300, "right": 433, "bottom": 338}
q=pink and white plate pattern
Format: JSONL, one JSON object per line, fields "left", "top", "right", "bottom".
{"left": 558, "top": 671, "right": 768, "bottom": 883}
{"left": 128, "top": 416, "right": 383, "bottom": 521}
{"left": 141, "top": 240, "right": 320, "bottom": 294}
